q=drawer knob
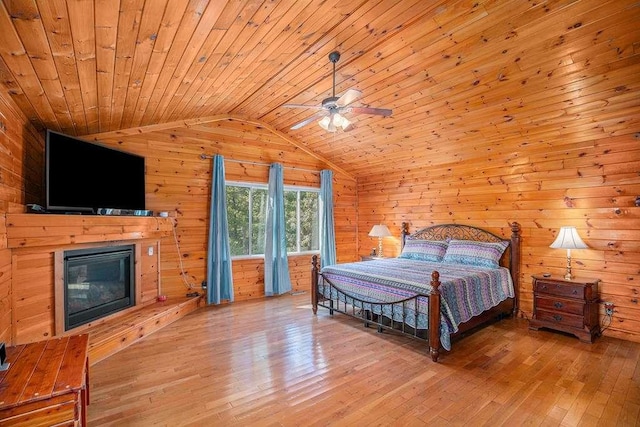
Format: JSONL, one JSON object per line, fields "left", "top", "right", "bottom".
{"left": 541, "top": 285, "right": 548, "bottom": 290}
{"left": 572, "top": 289, "right": 578, "bottom": 295}
{"left": 553, "top": 315, "right": 563, "bottom": 322}
{"left": 554, "top": 301, "right": 564, "bottom": 309}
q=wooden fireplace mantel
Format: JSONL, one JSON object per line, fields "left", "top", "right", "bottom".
{"left": 6, "top": 213, "right": 174, "bottom": 249}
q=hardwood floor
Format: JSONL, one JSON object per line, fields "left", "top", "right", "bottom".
{"left": 87, "top": 293, "right": 640, "bottom": 426}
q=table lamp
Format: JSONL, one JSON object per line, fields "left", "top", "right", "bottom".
{"left": 550, "top": 226, "right": 588, "bottom": 280}
{"left": 368, "top": 224, "right": 392, "bottom": 257}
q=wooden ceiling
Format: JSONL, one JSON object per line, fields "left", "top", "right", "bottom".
{"left": 0, "top": 0, "right": 638, "bottom": 178}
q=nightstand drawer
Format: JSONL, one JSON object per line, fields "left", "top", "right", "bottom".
{"left": 535, "top": 296, "right": 584, "bottom": 316}
{"left": 534, "top": 280, "right": 585, "bottom": 299}
{"left": 535, "top": 309, "right": 585, "bottom": 329}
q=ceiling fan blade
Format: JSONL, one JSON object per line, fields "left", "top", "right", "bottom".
{"left": 346, "top": 106, "right": 392, "bottom": 117}
{"left": 336, "top": 89, "right": 362, "bottom": 107}
{"left": 283, "top": 103, "right": 324, "bottom": 109}
{"left": 290, "top": 111, "right": 327, "bottom": 130}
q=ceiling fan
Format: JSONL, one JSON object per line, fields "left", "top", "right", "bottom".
{"left": 283, "top": 51, "right": 392, "bottom": 132}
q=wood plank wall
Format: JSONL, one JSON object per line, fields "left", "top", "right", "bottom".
{"left": 0, "top": 89, "right": 43, "bottom": 344}
{"left": 89, "top": 118, "right": 358, "bottom": 301}
{"left": 357, "top": 132, "right": 640, "bottom": 343}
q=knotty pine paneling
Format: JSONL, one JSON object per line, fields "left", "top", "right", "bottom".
{"left": 140, "top": 240, "right": 161, "bottom": 304}
{"left": 357, "top": 131, "right": 640, "bottom": 343}
{"left": 11, "top": 250, "right": 54, "bottom": 344}
{"left": 0, "top": 88, "right": 44, "bottom": 344}
{"left": 89, "top": 117, "right": 358, "bottom": 301}
{"left": 0, "top": 240, "right": 10, "bottom": 344}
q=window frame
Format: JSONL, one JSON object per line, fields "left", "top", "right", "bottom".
{"left": 226, "top": 180, "right": 321, "bottom": 260}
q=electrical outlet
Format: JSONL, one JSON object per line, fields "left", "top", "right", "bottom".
{"left": 604, "top": 302, "right": 614, "bottom": 316}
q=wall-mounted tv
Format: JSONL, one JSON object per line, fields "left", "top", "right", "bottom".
{"left": 45, "top": 130, "right": 146, "bottom": 214}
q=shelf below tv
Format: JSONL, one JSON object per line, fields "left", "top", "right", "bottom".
{"left": 96, "top": 208, "right": 153, "bottom": 216}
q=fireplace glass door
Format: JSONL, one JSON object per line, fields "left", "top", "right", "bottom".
{"left": 64, "top": 245, "right": 135, "bottom": 330}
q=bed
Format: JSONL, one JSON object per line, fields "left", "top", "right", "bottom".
{"left": 311, "top": 222, "right": 521, "bottom": 362}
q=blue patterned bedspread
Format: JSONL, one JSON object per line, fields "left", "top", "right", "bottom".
{"left": 319, "top": 258, "right": 514, "bottom": 351}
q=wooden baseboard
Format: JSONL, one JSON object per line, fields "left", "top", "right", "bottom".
{"left": 86, "top": 296, "right": 201, "bottom": 366}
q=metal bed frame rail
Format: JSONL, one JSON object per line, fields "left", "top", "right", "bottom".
{"left": 311, "top": 255, "right": 442, "bottom": 361}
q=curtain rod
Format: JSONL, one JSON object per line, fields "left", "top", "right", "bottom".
{"left": 199, "top": 154, "right": 321, "bottom": 174}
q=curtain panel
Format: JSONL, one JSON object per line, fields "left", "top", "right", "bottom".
{"left": 264, "top": 163, "right": 292, "bottom": 296}
{"left": 206, "top": 155, "right": 234, "bottom": 305}
{"left": 320, "top": 169, "right": 337, "bottom": 268}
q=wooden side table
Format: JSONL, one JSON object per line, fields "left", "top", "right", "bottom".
{"left": 529, "top": 275, "right": 600, "bottom": 343}
{"left": 0, "top": 334, "right": 90, "bottom": 426}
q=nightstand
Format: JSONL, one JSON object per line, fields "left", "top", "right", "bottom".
{"left": 529, "top": 275, "right": 600, "bottom": 343}
{"left": 360, "top": 256, "right": 383, "bottom": 261}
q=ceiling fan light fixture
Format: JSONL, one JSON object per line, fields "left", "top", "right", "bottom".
{"left": 335, "top": 114, "right": 350, "bottom": 129}
{"left": 318, "top": 116, "right": 331, "bottom": 131}
{"left": 318, "top": 113, "right": 350, "bottom": 132}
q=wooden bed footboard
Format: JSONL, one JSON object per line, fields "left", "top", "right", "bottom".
{"left": 311, "top": 255, "right": 443, "bottom": 362}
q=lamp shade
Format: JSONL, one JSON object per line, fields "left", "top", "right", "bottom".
{"left": 549, "top": 226, "right": 588, "bottom": 249}
{"left": 368, "top": 224, "right": 392, "bottom": 238}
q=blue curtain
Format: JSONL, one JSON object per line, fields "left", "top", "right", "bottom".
{"left": 206, "top": 155, "right": 234, "bottom": 305}
{"left": 320, "top": 169, "right": 337, "bottom": 268}
{"left": 264, "top": 163, "right": 292, "bottom": 296}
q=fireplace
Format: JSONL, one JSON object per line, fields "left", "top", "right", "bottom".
{"left": 64, "top": 245, "right": 135, "bottom": 331}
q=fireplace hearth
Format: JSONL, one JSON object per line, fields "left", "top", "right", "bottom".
{"left": 64, "top": 245, "right": 135, "bottom": 331}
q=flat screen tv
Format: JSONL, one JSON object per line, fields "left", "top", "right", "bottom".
{"left": 45, "top": 130, "right": 146, "bottom": 213}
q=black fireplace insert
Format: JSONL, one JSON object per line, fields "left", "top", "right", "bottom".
{"left": 64, "top": 245, "right": 135, "bottom": 330}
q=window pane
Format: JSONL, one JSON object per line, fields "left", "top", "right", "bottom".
{"left": 226, "top": 186, "right": 250, "bottom": 256}
{"left": 300, "top": 192, "right": 319, "bottom": 251}
{"left": 284, "top": 191, "right": 298, "bottom": 252}
{"left": 251, "top": 189, "right": 268, "bottom": 255}
{"left": 226, "top": 183, "right": 320, "bottom": 258}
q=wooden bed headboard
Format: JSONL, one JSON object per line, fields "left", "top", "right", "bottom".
{"left": 401, "top": 222, "right": 522, "bottom": 314}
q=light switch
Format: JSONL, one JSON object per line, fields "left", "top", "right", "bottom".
{"left": 148, "top": 246, "right": 154, "bottom": 256}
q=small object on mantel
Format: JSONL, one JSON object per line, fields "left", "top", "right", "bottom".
{"left": 157, "top": 295, "right": 167, "bottom": 302}
{"left": 186, "top": 292, "right": 200, "bottom": 298}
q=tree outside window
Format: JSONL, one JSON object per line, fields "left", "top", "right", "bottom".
{"left": 226, "top": 182, "right": 319, "bottom": 257}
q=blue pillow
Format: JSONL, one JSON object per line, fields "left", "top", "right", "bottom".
{"left": 399, "top": 239, "right": 448, "bottom": 262}
{"left": 442, "top": 239, "right": 509, "bottom": 268}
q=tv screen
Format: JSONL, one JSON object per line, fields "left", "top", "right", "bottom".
{"left": 46, "top": 130, "right": 146, "bottom": 213}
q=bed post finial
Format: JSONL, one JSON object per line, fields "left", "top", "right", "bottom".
{"left": 401, "top": 222, "right": 410, "bottom": 249}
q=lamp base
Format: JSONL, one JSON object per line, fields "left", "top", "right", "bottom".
{"left": 564, "top": 251, "right": 573, "bottom": 280}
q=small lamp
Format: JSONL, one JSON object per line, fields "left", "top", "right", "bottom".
{"left": 550, "top": 226, "right": 588, "bottom": 280}
{"left": 368, "top": 224, "right": 392, "bottom": 257}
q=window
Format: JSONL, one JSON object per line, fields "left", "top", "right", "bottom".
{"left": 226, "top": 182, "right": 320, "bottom": 257}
